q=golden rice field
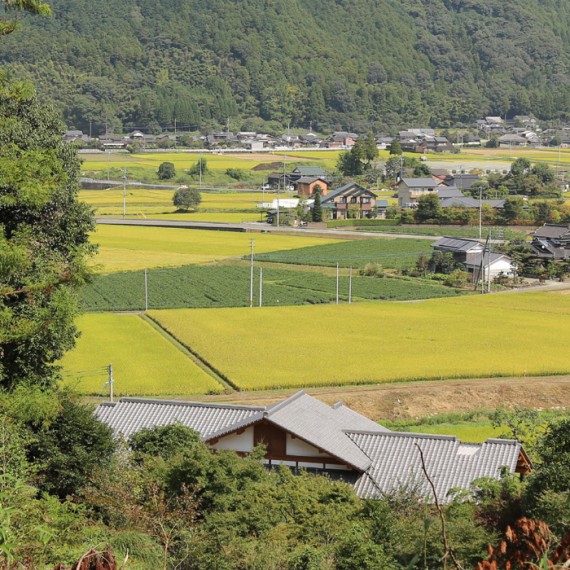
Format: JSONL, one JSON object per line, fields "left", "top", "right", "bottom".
{"left": 81, "top": 151, "right": 302, "bottom": 172}
{"left": 149, "top": 291, "right": 570, "bottom": 391}
{"left": 81, "top": 189, "right": 266, "bottom": 221}
{"left": 81, "top": 189, "right": 263, "bottom": 210}
{"left": 60, "top": 314, "right": 223, "bottom": 396}
{"left": 92, "top": 225, "right": 344, "bottom": 272}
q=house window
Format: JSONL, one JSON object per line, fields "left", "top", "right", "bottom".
{"left": 362, "top": 197, "right": 371, "bottom": 204}
{"left": 350, "top": 197, "right": 357, "bottom": 204}
{"left": 340, "top": 197, "right": 347, "bottom": 203}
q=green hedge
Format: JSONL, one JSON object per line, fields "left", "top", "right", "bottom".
{"left": 326, "top": 219, "right": 400, "bottom": 228}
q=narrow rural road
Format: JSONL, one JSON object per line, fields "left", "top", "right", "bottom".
{"left": 96, "top": 217, "right": 442, "bottom": 240}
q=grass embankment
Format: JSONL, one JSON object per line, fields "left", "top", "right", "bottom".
{"left": 60, "top": 313, "right": 223, "bottom": 396}
{"left": 148, "top": 291, "right": 570, "bottom": 391}
{"left": 81, "top": 264, "right": 462, "bottom": 312}
{"left": 91, "top": 225, "right": 343, "bottom": 272}
{"left": 385, "top": 408, "right": 570, "bottom": 443}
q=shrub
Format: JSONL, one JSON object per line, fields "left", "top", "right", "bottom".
{"left": 158, "top": 161, "right": 176, "bottom": 179}
{"left": 360, "top": 262, "right": 385, "bottom": 277}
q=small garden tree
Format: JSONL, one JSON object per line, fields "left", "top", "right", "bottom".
{"left": 389, "top": 139, "right": 402, "bottom": 155}
{"left": 158, "top": 161, "right": 176, "bottom": 180}
{"left": 173, "top": 187, "right": 201, "bottom": 211}
{"left": 312, "top": 186, "right": 323, "bottom": 222}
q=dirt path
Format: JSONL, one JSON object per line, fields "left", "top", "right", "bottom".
{"left": 192, "top": 376, "right": 570, "bottom": 421}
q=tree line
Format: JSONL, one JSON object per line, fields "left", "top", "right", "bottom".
{"left": 0, "top": 0, "right": 568, "bottom": 134}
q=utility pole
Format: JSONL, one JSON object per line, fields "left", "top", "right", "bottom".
{"left": 336, "top": 263, "right": 339, "bottom": 304}
{"left": 144, "top": 268, "right": 148, "bottom": 311}
{"left": 122, "top": 168, "right": 127, "bottom": 219}
{"left": 174, "top": 117, "right": 177, "bottom": 149}
{"left": 488, "top": 229, "right": 492, "bottom": 294}
{"left": 107, "top": 364, "right": 114, "bottom": 403}
{"left": 259, "top": 267, "right": 263, "bottom": 307}
{"left": 479, "top": 187, "right": 482, "bottom": 240}
{"left": 348, "top": 266, "right": 353, "bottom": 303}
{"left": 199, "top": 154, "right": 203, "bottom": 188}
{"left": 276, "top": 180, "right": 280, "bottom": 228}
{"left": 249, "top": 240, "right": 255, "bottom": 307}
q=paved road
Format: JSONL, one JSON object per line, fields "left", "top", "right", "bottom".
{"left": 96, "top": 218, "right": 248, "bottom": 232}
{"left": 96, "top": 217, "right": 442, "bottom": 240}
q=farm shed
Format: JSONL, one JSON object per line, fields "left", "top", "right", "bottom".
{"left": 97, "top": 391, "right": 530, "bottom": 502}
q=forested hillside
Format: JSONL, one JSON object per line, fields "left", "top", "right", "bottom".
{"left": 2, "top": 0, "right": 570, "bottom": 133}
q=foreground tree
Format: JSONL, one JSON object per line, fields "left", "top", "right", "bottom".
{"left": 0, "top": 78, "right": 95, "bottom": 390}
{"left": 0, "top": 0, "right": 51, "bottom": 35}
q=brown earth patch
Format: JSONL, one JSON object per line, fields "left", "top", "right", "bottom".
{"left": 195, "top": 376, "right": 570, "bottom": 422}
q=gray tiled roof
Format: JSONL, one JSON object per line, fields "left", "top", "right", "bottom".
{"left": 321, "top": 183, "right": 375, "bottom": 204}
{"left": 533, "top": 224, "right": 570, "bottom": 239}
{"left": 292, "top": 166, "right": 326, "bottom": 176}
{"left": 263, "top": 392, "right": 386, "bottom": 471}
{"left": 96, "top": 394, "right": 525, "bottom": 501}
{"left": 296, "top": 176, "right": 327, "bottom": 184}
{"left": 440, "top": 197, "right": 505, "bottom": 209}
{"left": 400, "top": 178, "right": 439, "bottom": 189}
{"left": 349, "top": 431, "right": 521, "bottom": 501}
{"left": 95, "top": 398, "right": 264, "bottom": 440}
{"left": 465, "top": 252, "right": 510, "bottom": 268}
{"left": 437, "top": 187, "right": 464, "bottom": 199}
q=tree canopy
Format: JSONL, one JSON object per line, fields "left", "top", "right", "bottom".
{"left": 0, "top": 77, "right": 95, "bottom": 390}
{"left": 0, "top": 0, "right": 568, "bottom": 133}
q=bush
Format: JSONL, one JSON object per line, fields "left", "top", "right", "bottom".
{"left": 360, "top": 262, "right": 385, "bottom": 277}
{"left": 173, "top": 187, "right": 201, "bottom": 211}
{"left": 158, "top": 161, "right": 176, "bottom": 179}
{"left": 444, "top": 269, "right": 469, "bottom": 288}
{"left": 226, "top": 168, "right": 246, "bottom": 180}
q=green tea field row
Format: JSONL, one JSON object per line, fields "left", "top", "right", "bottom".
{"left": 356, "top": 225, "right": 528, "bottom": 240}
{"left": 254, "top": 237, "right": 434, "bottom": 270}
{"left": 81, "top": 264, "right": 462, "bottom": 312}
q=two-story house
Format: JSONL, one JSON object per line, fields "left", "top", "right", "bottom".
{"left": 321, "top": 183, "right": 378, "bottom": 220}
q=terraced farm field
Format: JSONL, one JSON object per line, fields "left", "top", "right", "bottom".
{"left": 255, "top": 237, "right": 433, "bottom": 270}
{"left": 60, "top": 314, "right": 223, "bottom": 395}
{"left": 81, "top": 264, "right": 462, "bottom": 311}
{"left": 92, "top": 225, "right": 343, "bottom": 272}
{"left": 149, "top": 291, "right": 570, "bottom": 391}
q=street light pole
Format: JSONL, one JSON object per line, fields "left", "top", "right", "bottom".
{"left": 122, "top": 168, "right": 127, "bottom": 219}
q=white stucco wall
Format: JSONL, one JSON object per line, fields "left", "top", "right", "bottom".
{"left": 210, "top": 427, "right": 254, "bottom": 452}
{"left": 287, "top": 434, "right": 330, "bottom": 458}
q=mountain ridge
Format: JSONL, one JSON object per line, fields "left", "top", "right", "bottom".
{"left": 2, "top": 0, "right": 569, "bottom": 133}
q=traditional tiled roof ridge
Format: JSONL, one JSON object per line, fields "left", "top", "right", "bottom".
{"left": 117, "top": 397, "right": 264, "bottom": 411}
{"left": 345, "top": 429, "right": 458, "bottom": 441}
{"left": 204, "top": 411, "right": 266, "bottom": 442}
{"left": 265, "top": 390, "right": 306, "bottom": 414}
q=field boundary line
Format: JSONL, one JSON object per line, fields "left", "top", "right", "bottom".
{"left": 140, "top": 314, "right": 237, "bottom": 393}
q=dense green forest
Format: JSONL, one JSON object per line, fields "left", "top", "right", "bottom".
{"left": 1, "top": 0, "right": 569, "bottom": 134}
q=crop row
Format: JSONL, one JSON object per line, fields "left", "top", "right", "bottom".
{"left": 81, "top": 264, "right": 461, "bottom": 312}
{"left": 254, "top": 237, "right": 434, "bottom": 270}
